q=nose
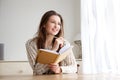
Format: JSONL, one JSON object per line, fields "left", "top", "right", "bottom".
{"left": 54, "top": 23, "right": 58, "bottom": 28}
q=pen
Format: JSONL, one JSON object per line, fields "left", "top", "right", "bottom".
{"left": 54, "top": 36, "right": 58, "bottom": 39}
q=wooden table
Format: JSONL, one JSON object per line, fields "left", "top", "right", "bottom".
{"left": 0, "top": 74, "right": 78, "bottom": 80}
{"left": 1, "top": 61, "right": 120, "bottom": 80}
{"left": 1, "top": 73, "right": 120, "bottom": 80}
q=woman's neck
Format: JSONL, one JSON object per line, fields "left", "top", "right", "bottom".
{"left": 45, "top": 35, "right": 55, "bottom": 49}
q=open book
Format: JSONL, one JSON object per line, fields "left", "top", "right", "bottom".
{"left": 37, "top": 44, "right": 73, "bottom": 64}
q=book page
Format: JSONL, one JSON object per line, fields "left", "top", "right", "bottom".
{"left": 54, "top": 46, "right": 73, "bottom": 63}
{"left": 59, "top": 43, "right": 70, "bottom": 54}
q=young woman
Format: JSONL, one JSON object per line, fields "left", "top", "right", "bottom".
{"left": 26, "top": 10, "right": 77, "bottom": 75}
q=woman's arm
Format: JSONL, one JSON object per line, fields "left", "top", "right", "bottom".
{"left": 25, "top": 39, "right": 38, "bottom": 70}
{"left": 60, "top": 40, "right": 77, "bottom": 73}
{"left": 50, "top": 40, "right": 77, "bottom": 73}
{"left": 26, "top": 39, "right": 51, "bottom": 75}
{"left": 60, "top": 49, "right": 77, "bottom": 73}
{"left": 48, "top": 50, "right": 77, "bottom": 74}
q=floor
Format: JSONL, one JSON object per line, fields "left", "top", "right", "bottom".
{"left": 1, "top": 73, "right": 120, "bottom": 80}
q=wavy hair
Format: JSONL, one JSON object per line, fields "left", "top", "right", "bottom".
{"left": 35, "top": 10, "right": 64, "bottom": 49}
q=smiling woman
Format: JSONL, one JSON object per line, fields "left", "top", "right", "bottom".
{"left": 25, "top": 10, "right": 77, "bottom": 75}
{"left": 0, "top": 0, "right": 80, "bottom": 61}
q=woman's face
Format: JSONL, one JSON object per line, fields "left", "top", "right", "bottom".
{"left": 45, "top": 15, "right": 61, "bottom": 36}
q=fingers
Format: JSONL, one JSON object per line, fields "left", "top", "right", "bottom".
{"left": 51, "top": 37, "right": 64, "bottom": 51}
{"left": 56, "top": 37, "right": 64, "bottom": 47}
{"left": 48, "top": 63, "right": 62, "bottom": 73}
{"left": 48, "top": 63, "right": 59, "bottom": 69}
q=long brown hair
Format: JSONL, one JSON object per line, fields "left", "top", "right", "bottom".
{"left": 35, "top": 10, "right": 64, "bottom": 49}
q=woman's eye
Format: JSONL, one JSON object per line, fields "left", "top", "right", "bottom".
{"left": 51, "top": 21, "right": 55, "bottom": 23}
{"left": 50, "top": 21, "right": 61, "bottom": 26}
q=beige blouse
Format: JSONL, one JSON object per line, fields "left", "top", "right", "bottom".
{"left": 25, "top": 38, "right": 77, "bottom": 75}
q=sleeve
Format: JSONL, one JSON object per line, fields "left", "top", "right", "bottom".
{"left": 25, "top": 39, "right": 38, "bottom": 70}
{"left": 60, "top": 40, "right": 77, "bottom": 73}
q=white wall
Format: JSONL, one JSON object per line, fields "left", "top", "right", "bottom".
{"left": 0, "top": 0, "right": 80, "bottom": 61}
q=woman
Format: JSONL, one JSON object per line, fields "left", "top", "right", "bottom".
{"left": 26, "top": 10, "right": 77, "bottom": 75}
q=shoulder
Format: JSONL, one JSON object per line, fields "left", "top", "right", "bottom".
{"left": 25, "top": 38, "right": 37, "bottom": 47}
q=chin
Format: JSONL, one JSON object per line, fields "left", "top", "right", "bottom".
{"left": 52, "top": 33, "right": 58, "bottom": 35}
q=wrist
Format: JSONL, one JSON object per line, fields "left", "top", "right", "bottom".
{"left": 56, "top": 67, "right": 62, "bottom": 74}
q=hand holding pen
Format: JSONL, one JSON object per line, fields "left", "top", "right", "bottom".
{"left": 51, "top": 37, "right": 64, "bottom": 52}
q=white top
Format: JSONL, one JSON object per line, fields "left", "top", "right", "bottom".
{"left": 25, "top": 38, "right": 77, "bottom": 75}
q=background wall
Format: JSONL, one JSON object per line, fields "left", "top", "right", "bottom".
{"left": 0, "top": 0, "right": 80, "bottom": 61}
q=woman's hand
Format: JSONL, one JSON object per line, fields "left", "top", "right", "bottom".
{"left": 48, "top": 63, "right": 62, "bottom": 74}
{"left": 51, "top": 37, "right": 64, "bottom": 51}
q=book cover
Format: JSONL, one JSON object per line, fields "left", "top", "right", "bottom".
{"left": 37, "top": 44, "right": 73, "bottom": 64}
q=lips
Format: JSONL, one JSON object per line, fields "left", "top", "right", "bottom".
{"left": 52, "top": 28, "right": 58, "bottom": 32}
